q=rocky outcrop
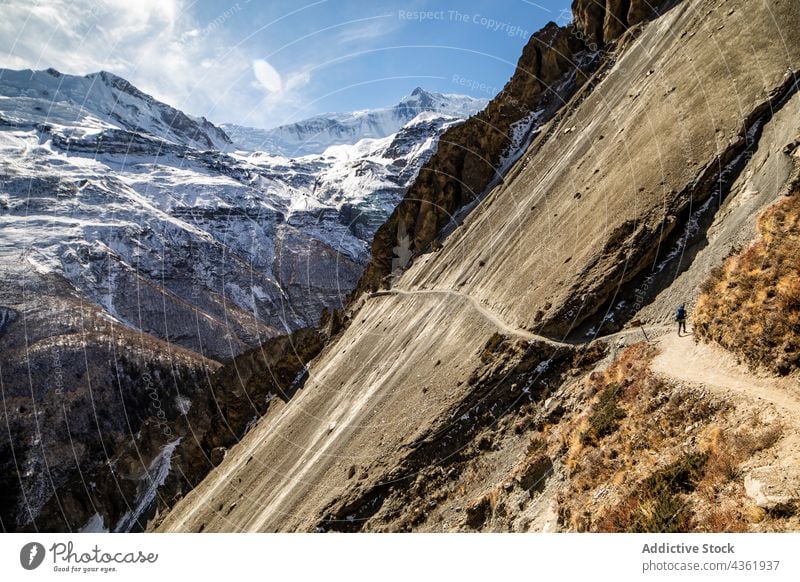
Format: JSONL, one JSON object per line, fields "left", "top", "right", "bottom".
{"left": 572, "top": 0, "right": 677, "bottom": 47}
{"left": 572, "top": 0, "right": 606, "bottom": 46}
{"left": 745, "top": 466, "right": 800, "bottom": 512}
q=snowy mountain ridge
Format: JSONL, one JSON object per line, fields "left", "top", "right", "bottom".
{"left": 0, "top": 67, "right": 486, "bottom": 360}
{"left": 222, "top": 87, "right": 487, "bottom": 156}
{"left": 0, "top": 68, "right": 231, "bottom": 150}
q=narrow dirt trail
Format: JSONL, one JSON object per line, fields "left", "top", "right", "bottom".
{"left": 651, "top": 332, "right": 800, "bottom": 492}
{"left": 373, "top": 287, "right": 654, "bottom": 349}
{"left": 652, "top": 333, "right": 800, "bottom": 420}
{"left": 378, "top": 288, "right": 800, "bottom": 422}
{"left": 373, "top": 288, "right": 571, "bottom": 347}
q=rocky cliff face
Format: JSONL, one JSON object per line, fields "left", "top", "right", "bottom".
{"left": 572, "top": 0, "right": 678, "bottom": 47}
{"left": 357, "top": 0, "right": 677, "bottom": 295}
{"left": 155, "top": 0, "right": 800, "bottom": 533}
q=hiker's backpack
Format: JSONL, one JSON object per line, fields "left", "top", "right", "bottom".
{"left": 676, "top": 306, "right": 686, "bottom": 321}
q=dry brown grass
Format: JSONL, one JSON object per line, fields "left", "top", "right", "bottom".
{"left": 556, "top": 341, "right": 788, "bottom": 532}
{"left": 589, "top": 416, "right": 783, "bottom": 532}
{"left": 695, "top": 191, "right": 800, "bottom": 374}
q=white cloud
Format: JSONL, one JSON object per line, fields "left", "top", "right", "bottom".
{"left": 334, "top": 15, "right": 396, "bottom": 45}
{"left": 253, "top": 59, "right": 312, "bottom": 95}
{"left": 253, "top": 59, "right": 283, "bottom": 93}
{"left": 0, "top": 0, "right": 312, "bottom": 127}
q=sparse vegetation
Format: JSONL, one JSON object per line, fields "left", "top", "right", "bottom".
{"left": 695, "top": 191, "right": 800, "bottom": 374}
{"left": 557, "top": 341, "right": 789, "bottom": 533}
{"left": 582, "top": 383, "right": 626, "bottom": 444}
{"left": 480, "top": 332, "right": 507, "bottom": 363}
{"left": 597, "top": 453, "right": 707, "bottom": 533}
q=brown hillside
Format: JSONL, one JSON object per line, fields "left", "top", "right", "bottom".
{"left": 695, "top": 189, "right": 800, "bottom": 374}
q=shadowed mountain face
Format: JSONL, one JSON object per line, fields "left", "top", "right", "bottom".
{"left": 152, "top": 0, "right": 800, "bottom": 533}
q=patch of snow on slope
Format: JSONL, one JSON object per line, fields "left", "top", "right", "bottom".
{"left": 113, "top": 438, "right": 181, "bottom": 532}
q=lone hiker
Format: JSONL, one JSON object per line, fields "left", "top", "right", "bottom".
{"left": 676, "top": 303, "right": 688, "bottom": 336}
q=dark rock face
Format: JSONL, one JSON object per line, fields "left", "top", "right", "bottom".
{"left": 602, "top": 0, "right": 630, "bottom": 42}
{"left": 572, "top": 0, "right": 607, "bottom": 47}
{"left": 572, "top": 0, "right": 676, "bottom": 47}
{"left": 0, "top": 277, "right": 214, "bottom": 532}
{"left": 0, "top": 307, "right": 17, "bottom": 333}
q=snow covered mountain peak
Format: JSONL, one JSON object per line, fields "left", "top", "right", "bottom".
{"left": 0, "top": 67, "right": 481, "bottom": 361}
{"left": 0, "top": 67, "right": 231, "bottom": 150}
{"left": 221, "top": 87, "right": 487, "bottom": 156}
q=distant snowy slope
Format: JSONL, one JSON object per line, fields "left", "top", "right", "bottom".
{"left": 222, "top": 87, "right": 487, "bottom": 155}
{"left": 0, "top": 68, "right": 481, "bottom": 360}
{"left": 0, "top": 68, "right": 231, "bottom": 150}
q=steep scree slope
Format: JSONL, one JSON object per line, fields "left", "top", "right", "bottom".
{"left": 156, "top": 0, "right": 800, "bottom": 532}
{"left": 357, "top": 0, "right": 679, "bottom": 295}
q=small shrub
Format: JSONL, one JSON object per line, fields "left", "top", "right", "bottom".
{"left": 481, "top": 332, "right": 506, "bottom": 363}
{"left": 526, "top": 435, "right": 547, "bottom": 456}
{"left": 645, "top": 452, "right": 708, "bottom": 495}
{"left": 582, "top": 383, "right": 626, "bottom": 444}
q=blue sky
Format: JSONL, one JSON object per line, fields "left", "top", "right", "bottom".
{"left": 0, "top": 0, "right": 572, "bottom": 128}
